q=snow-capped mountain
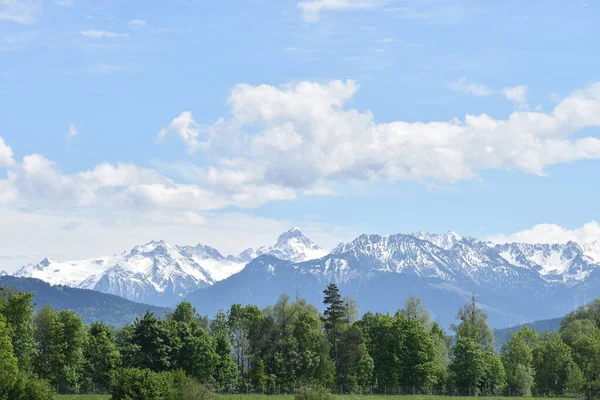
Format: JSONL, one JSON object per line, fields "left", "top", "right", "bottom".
{"left": 256, "top": 227, "right": 328, "bottom": 262}
{"left": 410, "top": 230, "right": 462, "bottom": 250}
{"left": 13, "top": 240, "right": 225, "bottom": 305}
{"left": 12, "top": 228, "right": 326, "bottom": 306}
{"left": 13, "top": 228, "right": 600, "bottom": 327}
{"left": 0, "top": 270, "right": 7, "bottom": 276}
{"left": 186, "top": 232, "right": 600, "bottom": 328}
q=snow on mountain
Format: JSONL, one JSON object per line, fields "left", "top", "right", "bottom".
{"left": 10, "top": 228, "right": 325, "bottom": 306}
{"left": 410, "top": 230, "right": 463, "bottom": 250}
{"left": 0, "top": 270, "right": 7, "bottom": 276}
{"left": 13, "top": 239, "right": 245, "bottom": 305}
{"left": 582, "top": 239, "right": 600, "bottom": 264}
{"left": 494, "top": 241, "right": 596, "bottom": 283}
{"left": 13, "top": 227, "right": 600, "bottom": 325}
{"left": 14, "top": 257, "right": 119, "bottom": 287}
{"left": 244, "top": 227, "right": 328, "bottom": 263}
{"left": 187, "top": 231, "right": 600, "bottom": 328}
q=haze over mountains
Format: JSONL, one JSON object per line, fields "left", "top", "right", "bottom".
{"left": 9, "top": 228, "right": 600, "bottom": 328}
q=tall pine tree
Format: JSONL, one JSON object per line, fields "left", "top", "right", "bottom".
{"left": 322, "top": 283, "right": 348, "bottom": 385}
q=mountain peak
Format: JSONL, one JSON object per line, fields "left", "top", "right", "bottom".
{"left": 130, "top": 240, "right": 170, "bottom": 256}
{"left": 276, "top": 227, "right": 305, "bottom": 242}
{"left": 39, "top": 257, "right": 55, "bottom": 267}
{"left": 410, "top": 230, "right": 462, "bottom": 250}
{"left": 246, "top": 228, "right": 327, "bottom": 263}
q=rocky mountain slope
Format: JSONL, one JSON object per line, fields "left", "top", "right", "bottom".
{"left": 11, "top": 228, "right": 600, "bottom": 328}
{"left": 12, "top": 228, "right": 326, "bottom": 306}
{"left": 186, "top": 232, "right": 600, "bottom": 328}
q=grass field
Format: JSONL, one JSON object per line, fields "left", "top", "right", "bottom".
{"left": 56, "top": 396, "right": 111, "bottom": 400}
{"left": 56, "top": 396, "right": 531, "bottom": 400}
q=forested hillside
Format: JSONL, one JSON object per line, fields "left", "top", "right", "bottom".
{"left": 0, "top": 276, "right": 169, "bottom": 326}
{"left": 494, "top": 317, "right": 563, "bottom": 351}
{"left": 2, "top": 283, "right": 600, "bottom": 399}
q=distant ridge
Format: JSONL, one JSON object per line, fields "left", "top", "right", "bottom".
{"left": 493, "top": 317, "right": 563, "bottom": 350}
{"left": 0, "top": 276, "right": 170, "bottom": 326}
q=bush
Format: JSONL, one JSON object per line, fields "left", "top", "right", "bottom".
{"left": 173, "top": 370, "right": 214, "bottom": 400}
{"left": 110, "top": 368, "right": 213, "bottom": 400}
{"left": 7, "top": 372, "right": 55, "bottom": 400}
{"left": 110, "top": 368, "right": 177, "bottom": 400}
{"left": 295, "top": 386, "right": 333, "bottom": 400}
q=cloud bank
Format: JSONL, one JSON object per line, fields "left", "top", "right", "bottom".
{"left": 160, "top": 80, "right": 600, "bottom": 193}
{"left": 489, "top": 221, "right": 600, "bottom": 245}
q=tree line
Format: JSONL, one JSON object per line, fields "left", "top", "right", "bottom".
{"left": 2, "top": 283, "right": 600, "bottom": 399}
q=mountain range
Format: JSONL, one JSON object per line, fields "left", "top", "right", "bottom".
{"left": 8, "top": 228, "right": 600, "bottom": 328}
{"left": 11, "top": 228, "right": 326, "bottom": 305}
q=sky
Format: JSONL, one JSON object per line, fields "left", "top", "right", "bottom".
{"left": 1, "top": 0, "right": 600, "bottom": 271}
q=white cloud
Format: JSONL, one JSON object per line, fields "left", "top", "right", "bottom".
{"left": 0, "top": 208, "right": 358, "bottom": 272}
{"left": 503, "top": 85, "right": 529, "bottom": 109}
{"left": 157, "top": 111, "right": 202, "bottom": 153}
{"left": 488, "top": 221, "right": 600, "bottom": 245}
{"left": 65, "top": 123, "right": 77, "bottom": 142}
{"left": 0, "top": 136, "right": 295, "bottom": 215}
{"left": 128, "top": 19, "right": 146, "bottom": 29}
{"left": 298, "top": 0, "right": 389, "bottom": 22}
{"left": 162, "top": 80, "right": 600, "bottom": 191}
{"left": 446, "top": 77, "right": 492, "bottom": 96}
{"left": 79, "top": 30, "right": 129, "bottom": 39}
{"left": 0, "top": 137, "right": 15, "bottom": 167}
{"left": 0, "top": 0, "right": 41, "bottom": 23}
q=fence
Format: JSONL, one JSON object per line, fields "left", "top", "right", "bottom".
{"left": 215, "top": 385, "right": 594, "bottom": 399}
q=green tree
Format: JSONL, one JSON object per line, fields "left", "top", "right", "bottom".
{"left": 227, "top": 303, "right": 264, "bottom": 386}
{"left": 293, "top": 310, "right": 334, "bottom": 387}
{"left": 33, "top": 306, "right": 87, "bottom": 392}
{"left": 322, "top": 283, "right": 348, "bottom": 383}
{"left": 501, "top": 328, "right": 537, "bottom": 392}
{"left": 430, "top": 322, "right": 450, "bottom": 389}
{"left": 251, "top": 359, "right": 268, "bottom": 393}
{"left": 0, "top": 314, "right": 18, "bottom": 397}
{"left": 213, "top": 330, "right": 238, "bottom": 391}
{"left": 482, "top": 351, "right": 506, "bottom": 395}
{"left": 358, "top": 312, "right": 403, "bottom": 387}
{"left": 565, "top": 362, "right": 586, "bottom": 395}
{"left": 571, "top": 329, "right": 600, "bottom": 382}
{"left": 133, "top": 312, "right": 172, "bottom": 371}
{"left": 452, "top": 295, "right": 494, "bottom": 351}
{"left": 170, "top": 302, "right": 197, "bottom": 324}
{"left": 561, "top": 319, "right": 597, "bottom": 346}
{"left": 343, "top": 296, "right": 359, "bottom": 324}
{"left": 561, "top": 299, "right": 600, "bottom": 330}
{"left": 533, "top": 333, "right": 575, "bottom": 393}
{"left": 55, "top": 310, "right": 87, "bottom": 392}
{"left": 450, "top": 337, "right": 486, "bottom": 393}
{"left": 401, "top": 296, "right": 431, "bottom": 327}
{"left": 33, "top": 305, "right": 58, "bottom": 383}
{"left": 170, "top": 319, "right": 218, "bottom": 383}
{"left": 399, "top": 316, "right": 435, "bottom": 389}
{"left": 337, "top": 325, "right": 373, "bottom": 392}
{"left": 512, "top": 364, "right": 535, "bottom": 396}
{"left": 7, "top": 371, "right": 55, "bottom": 400}
{"left": 0, "top": 290, "right": 36, "bottom": 372}
{"left": 83, "top": 321, "right": 121, "bottom": 393}
{"left": 116, "top": 324, "right": 140, "bottom": 369}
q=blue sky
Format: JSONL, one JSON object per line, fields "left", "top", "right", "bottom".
{"left": 1, "top": 0, "right": 600, "bottom": 269}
